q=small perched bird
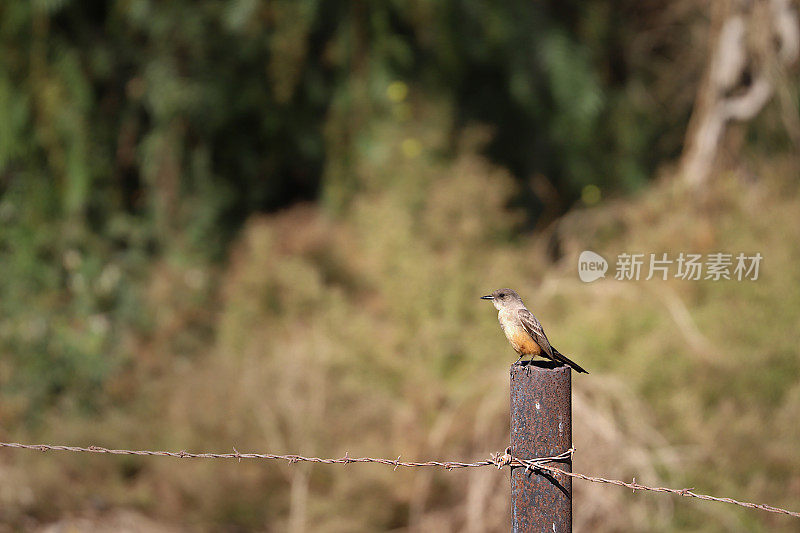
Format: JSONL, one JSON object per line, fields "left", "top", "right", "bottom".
{"left": 481, "top": 288, "right": 588, "bottom": 373}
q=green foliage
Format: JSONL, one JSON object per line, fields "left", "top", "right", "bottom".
{"left": 1, "top": 0, "right": 705, "bottom": 220}
{"left": 0, "top": 177, "right": 147, "bottom": 420}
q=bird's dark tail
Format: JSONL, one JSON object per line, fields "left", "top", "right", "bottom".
{"left": 552, "top": 348, "right": 589, "bottom": 374}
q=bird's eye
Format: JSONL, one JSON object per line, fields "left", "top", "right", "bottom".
{"left": 498, "top": 292, "right": 505, "bottom": 298}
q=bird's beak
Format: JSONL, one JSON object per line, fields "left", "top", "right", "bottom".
{"left": 480, "top": 295, "right": 494, "bottom": 300}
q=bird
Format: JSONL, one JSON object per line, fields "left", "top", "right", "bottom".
{"left": 481, "top": 288, "right": 588, "bottom": 373}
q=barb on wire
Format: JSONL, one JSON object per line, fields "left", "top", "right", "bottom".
{"left": 0, "top": 441, "right": 797, "bottom": 519}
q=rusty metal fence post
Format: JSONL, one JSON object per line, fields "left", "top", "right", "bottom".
{"left": 510, "top": 362, "right": 572, "bottom": 532}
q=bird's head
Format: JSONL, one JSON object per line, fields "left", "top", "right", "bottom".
{"left": 480, "top": 288, "right": 523, "bottom": 310}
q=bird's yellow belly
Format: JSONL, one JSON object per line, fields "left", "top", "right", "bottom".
{"left": 504, "top": 325, "right": 542, "bottom": 355}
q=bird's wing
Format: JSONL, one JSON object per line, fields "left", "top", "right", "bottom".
{"left": 517, "top": 309, "right": 554, "bottom": 358}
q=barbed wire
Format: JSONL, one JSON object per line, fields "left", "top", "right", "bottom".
{"left": 0, "top": 442, "right": 571, "bottom": 470}
{"left": 1, "top": 441, "right": 798, "bottom": 519}
{"left": 539, "top": 465, "right": 800, "bottom": 518}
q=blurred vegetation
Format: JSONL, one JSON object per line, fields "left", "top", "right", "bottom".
{"left": 0, "top": 0, "right": 799, "bottom": 531}
{"left": 1, "top": 0, "right": 713, "bottom": 415}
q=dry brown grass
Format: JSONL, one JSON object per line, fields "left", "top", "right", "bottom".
{"left": 1, "top": 116, "right": 798, "bottom": 531}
